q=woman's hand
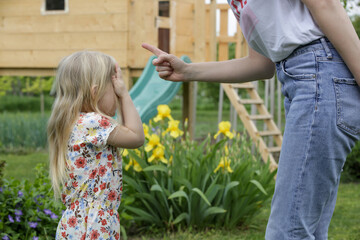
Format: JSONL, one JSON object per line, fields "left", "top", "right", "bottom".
{"left": 112, "top": 63, "right": 127, "bottom": 98}
{"left": 141, "top": 43, "right": 189, "bottom": 82}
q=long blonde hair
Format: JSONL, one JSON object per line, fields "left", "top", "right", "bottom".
{"left": 47, "top": 51, "right": 117, "bottom": 198}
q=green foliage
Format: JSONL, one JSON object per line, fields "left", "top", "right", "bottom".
{"left": 0, "top": 160, "right": 5, "bottom": 186}
{"left": 0, "top": 163, "right": 65, "bottom": 240}
{"left": 0, "top": 76, "right": 54, "bottom": 97}
{"left": 0, "top": 112, "right": 49, "bottom": 151}
{"left": 22, "top": 77, "right": 54, "bottom": 95}
{"left": 0, "top": 95, "right": 54, "bottom": 113}
{"left": 342, "top": 141, "right": 360, "bottom": 183}
{"left": 120, "top": 110, "right": 276, "bottom": 236}
{"left": 0, "top": 77, "right": 13, "bottom": 97}
{"left": 352, "top": 15, "right": 360, "bottom": 38}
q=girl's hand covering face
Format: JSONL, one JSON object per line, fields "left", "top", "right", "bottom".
{"left": 112, "top": 63, "right": 127, "bottom": 98}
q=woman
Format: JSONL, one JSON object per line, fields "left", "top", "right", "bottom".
{"left": 142, "top": 0, "right": 360, "bottom": 239}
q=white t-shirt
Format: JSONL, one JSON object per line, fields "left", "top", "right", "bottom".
{"left": 228, "top": 0, "right": 324, "bottom": 62}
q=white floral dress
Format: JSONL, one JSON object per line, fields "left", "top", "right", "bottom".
{"left": 56, "top": 112, "right": 122, "bottom": 240}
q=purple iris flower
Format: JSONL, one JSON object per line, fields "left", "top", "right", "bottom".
{"left": 33, "top": 237, "right": 39, "bottom": 240}
{"left": 2, "top": 235, "right": 10, "bottom": 240}
{"left": 28, "top": 221, "right": 38, "bottom": 228}
{"left": 15, "top": 209, "right": 23, "bottom": 216}
{"left": 18, "top": 191, "right": 23, "bottom": 197}
{"left": 43, "top": 209, "right": 52, "bottom": 215}
{"left": 50, "top": 213, "right": 58, "bottom": 219}
{"left": 0, "top": 187, "right": 3, "bottom": 193}
{"left": 8, "top": 215, "right": 14, "bottom": 223}
{"left": 15, "top": 216, "right": 21, "bottom": 222}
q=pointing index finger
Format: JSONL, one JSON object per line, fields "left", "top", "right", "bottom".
{"left": 142, "top": 43, "right": 166, "bottom": 56}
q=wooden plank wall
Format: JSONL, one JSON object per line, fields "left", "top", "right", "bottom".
{"left": 128, "top": 0, "right": 157, "bottom": 70}
{"left": 0, "top": 0, "right": 129, "bottom": 75}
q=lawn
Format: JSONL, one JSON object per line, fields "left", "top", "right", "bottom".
{"left": 1, "top": 152, "right": 359, "bottom": 239}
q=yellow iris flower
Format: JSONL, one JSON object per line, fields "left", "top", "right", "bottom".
{"left": 153, "top": 105, "right": 173, "bottom": 122}
{"left": 145, "top": 134, "right": 163, "bottom": 152}
{"left": 214, "top": 156, "right": 233, "bottom": 173}
{"left": 143, "top": 123, "right": 150, "bottom": 138}
{"left": 125, "top": 159, "right": 142, "bottom": 172}
{"left": 214, "top": 121, "right": 234, "bottom": 139}
{"left": 148, "top": 146, "right": 168, "bottom": 164}
{"left": 123, "top": 149, "right": 142, "bottom": 172}
{"left": 163, "top": 120, "right": 184, "bottom": 138}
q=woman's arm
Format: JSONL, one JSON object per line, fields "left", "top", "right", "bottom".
{"left": 142, "top": 43, "right": 275, "bottom": 83}
{"left": 302, "top": 0, "right": 360, "bottom": 86}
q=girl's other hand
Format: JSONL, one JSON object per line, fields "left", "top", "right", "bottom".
{"left": 112, "top": 63, "right": 127, "bottom": 98}
{"left": 141, "top": 43, "right": 189, "bottom": 82}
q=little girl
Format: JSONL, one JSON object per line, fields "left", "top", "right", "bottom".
{"left": 47, "top": 51, "right": 144, "bottom": 239}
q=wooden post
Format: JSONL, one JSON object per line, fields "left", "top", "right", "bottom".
{"left": 182, "top": 0, "right": 205, "bottom": 139}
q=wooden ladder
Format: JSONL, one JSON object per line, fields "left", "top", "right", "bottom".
{"left": 222, "top": 82, "right": 282, "bottom": 171}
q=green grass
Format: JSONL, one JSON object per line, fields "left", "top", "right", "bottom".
{"left": 1, "top": 152, "right": 359, "bottom": 239}
{"left": 0, "top": 151, "right": 49, "bottom": 182}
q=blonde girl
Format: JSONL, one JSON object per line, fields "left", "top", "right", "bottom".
{"left": 48, "top": 51, "right": 144, "bottom": 239}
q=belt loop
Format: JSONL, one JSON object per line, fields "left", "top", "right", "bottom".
{"left": 320, "top": 37, "right": 333, "bottom": 59}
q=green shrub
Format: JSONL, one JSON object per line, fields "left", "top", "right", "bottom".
{"left": 0, "top": 112, "right": 49, "bottom": 151}
{"left": 120, "top": 105, "right": 276, "bottom": 235}
{"left": 0, "top": 95, "right": 54, "bottom": 113}
{"left": 342, "top": 141, "right": 360, "bottom": 183}
{"left": 0, "top": 163, "right": 65, "bottom": 240}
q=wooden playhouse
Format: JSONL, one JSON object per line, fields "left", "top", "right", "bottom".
{"left": 0, "top": 0, "right": 207, "bottom": 86}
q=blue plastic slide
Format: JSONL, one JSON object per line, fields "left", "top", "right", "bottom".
{"left": 129, "top": 55, "right": 191, "bottom": 123}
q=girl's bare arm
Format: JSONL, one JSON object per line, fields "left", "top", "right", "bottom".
{"left": 107, "top": 64, "right": 145, "bottom": 149}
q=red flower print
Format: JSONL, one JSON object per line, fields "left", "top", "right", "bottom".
{"left": 93, "top": 187, "right": 98, "bottom": 193}
{"left": 91, "top": 137, "right": 98, "bottom": 145}
{"left": 75, "top": 200, "right": 79, "bottom": 205}
{"left": 71, "top": 202, "right": 75, "bottom": 210}
{"left": 72, "top": 181, "right": 78, "bottom": 188}
{"left": 61, "top": 194, "right": 66, "bottom": 202}
{"left": 107, "top": 162, "right": 112, "bottom": 168}
{"left": 62, "top": 222, "right": 67, "bottom": 230}
{"left": 85, "top": 216, "right": 88, "bottom": 223}
{"left": 120, "top": 186, "right": 123, "bottom": 191}
{"left": 108, "top": 190, "right": 117, "bottom": 201}
{"left": 101, "top": 219, "right": 107, "bottom": 225}
{"left": 96, "top": 152, "right": 102, "bottom": 159}
{"left": 115, "top": 232, "right": 120, "bottom": 240}
{"left": 67, "top": 216, "right": 77, "bottom": 228}
{"left": 73, "top": 145, "right": 80, "bottom": 152}
{"left": 69, "top": 173, "right": 75, "bottom": 179}
{"left": 77, "top": 118, "right": 83, "bottom": 124}
{"left": 100, "top": 226, "right": 107, "bottom": 233}
{"left": 99, "top": 210, "right": 104, "bottom": 217}
{"left": 99, "top": 165, "right": 107, "bottom": 176}
{"left": 89, "top": 169, "right": 98, "bottom": 179}
{"left": 100, "top": 182, "right": 106, "bottom": 190}
{"left": 62, "top": 232, "right": 67, "bottom": 238}
{"left": 75, "top": 157, "right": 86, "bottom": 168}
{"left": 109, "top": 209, "right": 114, "bottom": 216}
{"left": 99, "top": 118, "right": 111, "bottom": 128}
{"left": 90, "top": 230, "right": 100, "bottom": 240}
{"left": 107, "top": 155, "right": 113, "bottom": 161}
{"left": 81, "top": 233, "right": 86, "bottom": 240}
{"left": 80, "top": 143, "right": 86, "bottom": 148}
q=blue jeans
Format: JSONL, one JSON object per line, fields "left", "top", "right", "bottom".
{"left": 265, "top": 38, "right": 360, "bottom": 240}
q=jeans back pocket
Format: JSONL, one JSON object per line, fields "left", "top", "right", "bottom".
{"left": 333, "top": 77, "right": 360, "bottom": 136}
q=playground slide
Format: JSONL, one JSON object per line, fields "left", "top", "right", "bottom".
{"left": 129, "top": 55, "right": 191, "bottom": 123}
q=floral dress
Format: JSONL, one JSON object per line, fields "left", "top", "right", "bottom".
{"left": 56, "top": 112, "right": 122, "bottom": 240}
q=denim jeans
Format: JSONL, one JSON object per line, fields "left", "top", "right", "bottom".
{"left": 265, "top": 38, "right": 360, "bottom": 240}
